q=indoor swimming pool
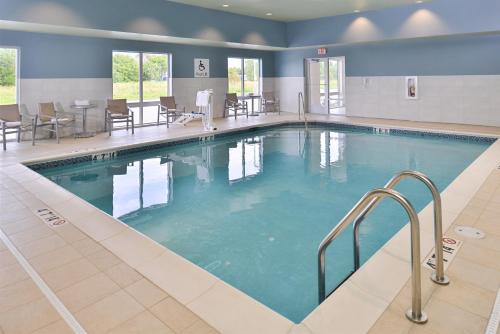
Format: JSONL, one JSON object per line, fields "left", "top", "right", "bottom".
{"left": 34, "top": 124, "right": 493, "bottom": 322}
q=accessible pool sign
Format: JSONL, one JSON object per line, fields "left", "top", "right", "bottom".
{"left": 424, "top": 236, "right": 462, "bottom": 271}
{"left": 194, "top": 58, "right": 210, "bottom": 78}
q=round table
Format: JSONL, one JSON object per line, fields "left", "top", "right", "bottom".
{"left": 71, "top": 104, "right": 97, "bottom": 138}
{"left": 240, "top": 95, "right": 262, "bottom": 116}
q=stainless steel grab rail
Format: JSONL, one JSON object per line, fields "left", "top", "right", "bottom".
{"left": 352, "top": 170, "right": 449, "bottom": 285}
{"left": 318, "top": 188, "right": 428, "bottom": 324}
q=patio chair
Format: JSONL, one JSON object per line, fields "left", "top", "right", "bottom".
{"left": 261, "top": 92, "right": 280, "bottom": 115}
{"left": 105, "top": 99, "right": 134, "bottom": 136}
{"left": 0, "top": 104, "right": 29, "bottom": 151}
{"left": 32, "top": 102, "right": 75, "bottom": 145}
{"left": 224, "top": 93, "right": 248, "bottom": 119}
{"left": 158, "top": 96, "right": 185, "bottom": 128}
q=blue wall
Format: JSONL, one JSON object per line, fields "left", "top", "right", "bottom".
{"left": 286, "top": 0, "right": 500, "bottom": 47}
{"left": 276, "top": 33, "right": 500, "bottom": 77}
{"left": 0, "top": 30, "right": 276, "bottom": 78}
{"left": 0, "top": 0, "right": 286, "bottom": 47}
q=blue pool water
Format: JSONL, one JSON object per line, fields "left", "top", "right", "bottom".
{"left": 36, "top": 125, "right": 491, "bottom": 322}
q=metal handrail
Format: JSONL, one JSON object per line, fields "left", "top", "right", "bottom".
{"left": 318, "top": 188, "right": 428, "bottom": 324}
{"left": 352, "top": 170, "right": 449, "bottom": 285}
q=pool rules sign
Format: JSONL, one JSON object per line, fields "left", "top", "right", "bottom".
{"left": 194, "top": 58, "right": 210, "bottom": 78}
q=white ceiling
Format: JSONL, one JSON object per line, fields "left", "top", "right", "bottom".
{"left": 167, "top": 0, "right": 430, "bottom": 22}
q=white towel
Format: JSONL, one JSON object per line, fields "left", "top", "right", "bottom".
{"left": 196, "top": 91, "right": 210, "bottom": 107}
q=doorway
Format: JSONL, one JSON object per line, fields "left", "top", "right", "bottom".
{"left": 305, "top": 57, "right": 345, "bottom": 115}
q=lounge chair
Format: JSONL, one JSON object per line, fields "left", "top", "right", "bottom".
{"left": 0, "top": 104, "right": 29, "bottom": 151}
{"left": 223, "top": 93, "right": 248, "bottom": 119}
{"left": 105, "top": 99, "right": 134, "bottom": 136}
{"left": 261, "top": 92, "right": 280, "bottom": 115}
{"left": 32, "top": 102, "right": 75, "bottom": 145}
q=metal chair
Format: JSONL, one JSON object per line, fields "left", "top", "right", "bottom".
{"left": 0, "top": 104, "right": 30, "bottom": 151}
{"left": 32, "top": 102, "right": 75, "bottom": 145}
{"left": 105, "top": 99, "right": 134, "bottom": 136}
{"left": 261, "top": 92, "right": 280, "bottom": 115}
{"left": 224, "top": 93, "right": 248, "bottom": 119}
{"left": 158, "top": 96, "right": 185, "bottom": 128}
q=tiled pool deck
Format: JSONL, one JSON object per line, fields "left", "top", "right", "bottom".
{"left": 0, "top": 113, "right": 499, "bottom": 334}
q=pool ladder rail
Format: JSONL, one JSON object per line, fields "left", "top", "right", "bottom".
{"left": 317, "top": 170, "right": 450, "bottom": 324}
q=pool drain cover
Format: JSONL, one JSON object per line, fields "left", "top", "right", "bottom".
{"left": 454, "top": 226, "right": 485, "bottom": 239}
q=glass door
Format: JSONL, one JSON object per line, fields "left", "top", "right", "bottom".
{"left": 328, "top": 57, "right": 345, "bottom": 114}
{"left": 228, "top": 58, "right": 262, "bottom": 113}
{"left": 305, "top": 57, "right": 345, "bottom": 115}
{"left": 113, "top": 51, "right": 171, "bottom": 126}
{"left": 228, "top": 57, "right": 243, "bottom": 96}
{"left": 306, "top": 58, "right": 329, "bottom": 114}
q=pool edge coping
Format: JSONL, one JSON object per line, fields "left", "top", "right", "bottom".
{"left": 2, "top": 118, "right": 500, "bottom": 334}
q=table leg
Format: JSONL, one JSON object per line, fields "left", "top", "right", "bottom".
{"left": 249, "top": 97, "right": 259, "bottom": 116}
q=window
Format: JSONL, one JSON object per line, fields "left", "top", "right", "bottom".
{"left": 112, "top": 51, "right": 171, "bottom": 125}
{"left": 0, "top": 47, "right": 19, "bottom": 106}
{"left": 227, "top": 57, "right": 262, "bottom": 112}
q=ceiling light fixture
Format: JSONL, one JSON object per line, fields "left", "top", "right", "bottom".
{"left": 266, "top": 12, "right": 273, "bottom": 16}
{"left": 222, "top": 4, "right": 229, "bottom": 7}
{"left": 353, "top": 9, "right": 360, "bottom": 13}
{"left": 416, "top": 0, "right": 423, "bottom": 3}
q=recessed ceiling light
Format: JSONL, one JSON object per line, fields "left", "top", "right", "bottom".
{"left": 266, "top": 12, "right": 273, "bottom": 16}
{"left": 416, "top": 0, "right": 423, "bottom": 3}
{"left": 353, "top": 9, "right": 360, "bottom": 13}
{"left": 222, "top": 4, "right": 229, "bottom": 7}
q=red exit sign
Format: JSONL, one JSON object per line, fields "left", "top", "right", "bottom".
{"left": 317, "top": 48, "right": 327, "bottom": 55}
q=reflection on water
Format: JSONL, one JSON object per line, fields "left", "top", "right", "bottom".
{"left": 39, "top": 127, "right": 489, "bottom": 323}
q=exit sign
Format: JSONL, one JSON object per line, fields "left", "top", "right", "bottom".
{"left": 317, "top": 48, "right": 327, "bottom": 55}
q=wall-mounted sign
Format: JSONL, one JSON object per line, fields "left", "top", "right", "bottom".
{"left": 317, "top": 48, "right": 327, "bottom": 55}
{"left": 405, "top": 76, "right": 418, "bottom": 99}
{"left": 194, "top": 58, "right": 210, "bottom": 78}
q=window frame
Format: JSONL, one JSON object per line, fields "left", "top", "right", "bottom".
{"left": 0, "top": 45, "right": 20, "bottom": 106}
{"left": 112, "top": 50, "right": 172, "bottom": 126}
{"left": 227, "top": 57, "right": 262, "bottom": 97}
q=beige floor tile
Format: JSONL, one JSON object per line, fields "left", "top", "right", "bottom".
{"left": 151, "top": 297, "right": 199, "bottom": 333}
{"left": 8, "top": 225, "right": 53, "bottom": 246}
{"left": 475, "top": 218, "right": 500, "bottom": 237}
{"left": 41, "top": 258, "right": 100, "bottom": 291}
{"left": 368, "top": 306, "right": 412, "bottom": 334}
{"left": 452, "top": 212, "right": 478, "bottom": 227}
{"left": 0, "top": 208, "right": 34, "bottom": 224}
{"left": 447, "top": 257, "right": 500, "bottom": 292}
{"left": 0, "top": 216, "right": 41, "bottom": 236}
{"left": 107, "top": 311, "right": 175, "bottom": 334}
{"left": 432, "top": 277, "right": 496, "bottom": 318}
{"left": 414, "top": 298, "right": 487, "bottom": 334}
{"left": 85, "top": 248, "right": 121, "bottom": 271}
{"left": 16, "top": 234, "right": 67, "bottom": 259}
{"left": 104, "top": 262, "right": 143, "bottom": 288}
{"left": 457, "top": 242, "right": 500, "bottom": 271}
{"left": 0, "top": 250, "right": 17, "bottom": 269}
{"left": 75, "top": 290, "right": 144, "bottom": 334}
{"left": 29, "top": 245, "right": 82, "bottom": 273}
{"left": 125, "top": 278, "right": 168, "bottom": 308}
{"left": 53, "top": 224, "right": 87, "bottom": 243}
{"left": 31, "top": 320, "right": 74, "bottom": 334}
{"left": 56, "top": 272, "right": 120, "bottom": 312}
{"left": 71, "top": 237, "right": 105, "bottom": 256}
{"left": 181, "top": 320, "right": 219, "bottom": 334}
{"left": 0, "top": 298, "right": 60, "bottom": 334}
{"left": 0, "top": 279, "right": 43, "bottom": 313}
{"left": 0, "top": 263, "right": 29, "bottom": 289}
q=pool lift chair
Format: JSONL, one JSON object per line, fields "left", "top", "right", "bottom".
{"left": 317, "top": 170, "right": 450, "bottom": 324}
{"left": 171, "top": 90, "right": 216, "bottom": 131}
